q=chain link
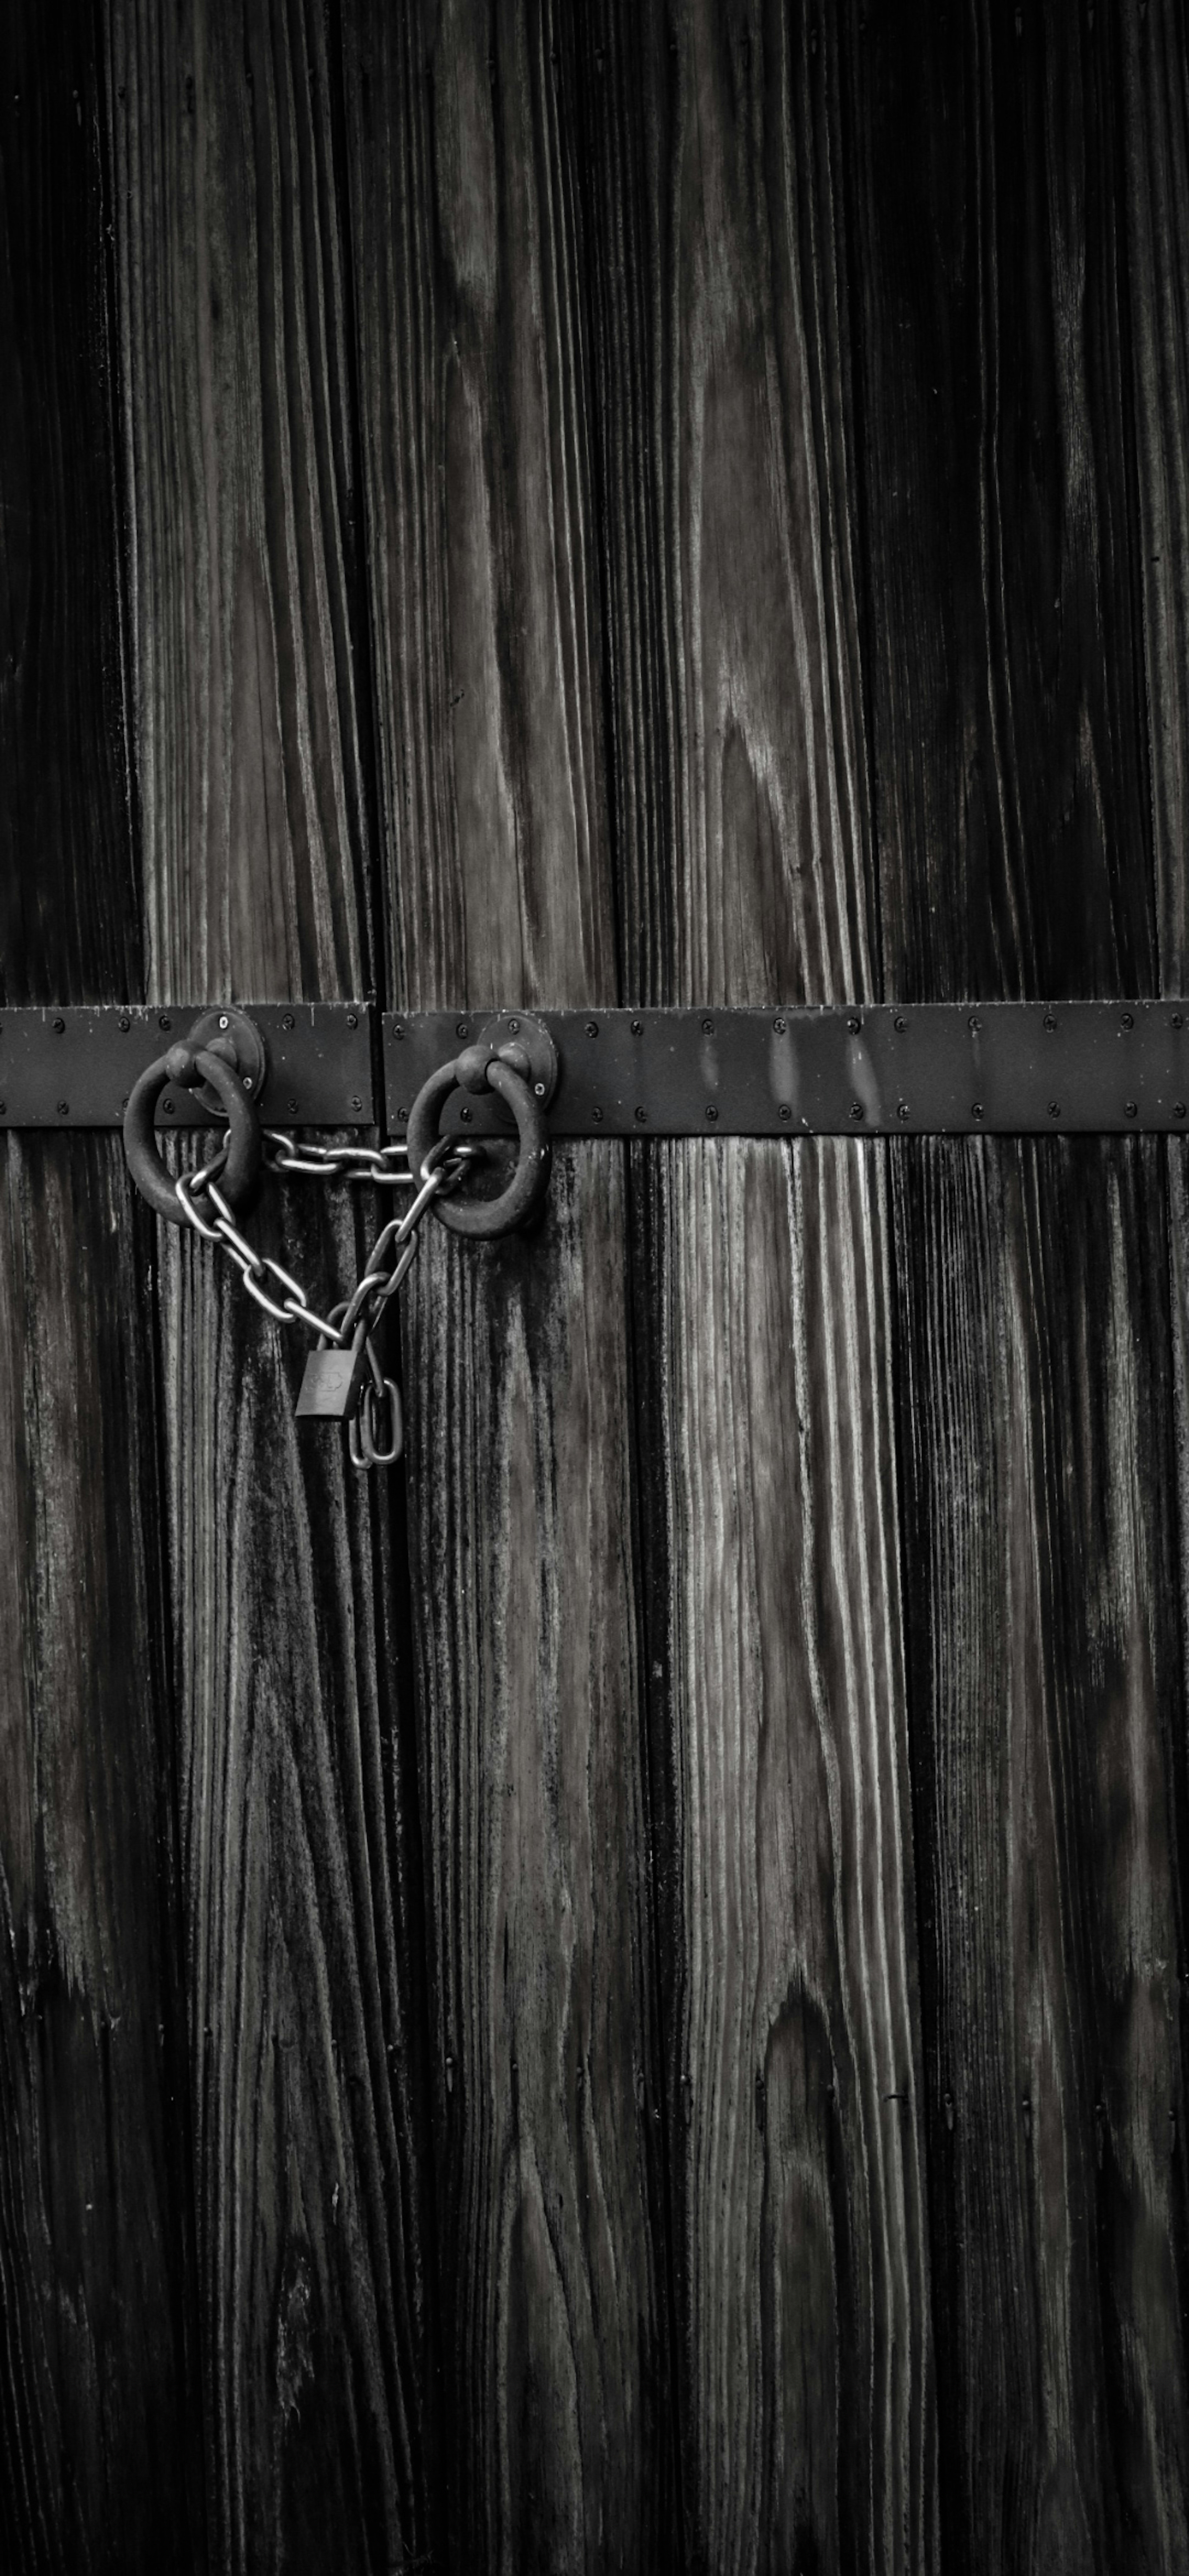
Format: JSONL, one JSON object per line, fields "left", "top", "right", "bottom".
{"left": 263, "top": 1131, "right": 417, "bottom": 1189}
{"left": 173, "top": 1126, "right": 482, "bottom": 1393}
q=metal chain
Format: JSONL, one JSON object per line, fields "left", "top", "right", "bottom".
{"left": 173, "top": 1128, "right": 482, "bottom": 1457}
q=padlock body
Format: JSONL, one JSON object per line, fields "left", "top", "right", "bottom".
{"left": 296, "top": 1345, "right": 367, "bottom": 1419}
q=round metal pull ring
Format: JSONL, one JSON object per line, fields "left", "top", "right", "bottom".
{"left": 405, "top": 1054, "right": 551, "bottom": 1238}
{"left": 124, "top": 1044, "right": 263, "bottom": 1224}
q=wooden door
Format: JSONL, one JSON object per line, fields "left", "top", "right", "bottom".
{"left": 4, "top": 4, "right": 1189, "bottom": 2571}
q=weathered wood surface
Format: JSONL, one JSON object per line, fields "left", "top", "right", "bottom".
{"left": 852, "top": 2, "right": 1189, "bottom": 2565}
{"left": 6, "top": 1, "right": 1189, "bottom": 2570}
{"left": 105, "top": 3, "right": 437, "bottom": 2568}
{"left": 0, "top": 11, "right": 201, "bottom": 2570}
{"left": 342, "top": 4, "right": 675, "bottom": 2566}
{"left": 575, "top": 7, "right": 935, "bottom": 2567}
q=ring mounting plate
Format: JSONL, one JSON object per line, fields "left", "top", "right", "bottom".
{"left": 184, "top": 1007, "right": 267, "bottom": 1115}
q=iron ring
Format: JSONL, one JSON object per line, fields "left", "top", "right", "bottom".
{"left": 123, "top": 1045, "right": 263, "bottom": 1224}
{"left": 405, "top": 1055, "right": 551, "bottom": 1238}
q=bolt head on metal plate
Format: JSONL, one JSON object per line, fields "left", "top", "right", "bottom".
{"left": 182, "top": 1007, "right": 268, "bottom": 1115}
{"left": 471, "top": 1011, "right": 559, "bottom": 1122}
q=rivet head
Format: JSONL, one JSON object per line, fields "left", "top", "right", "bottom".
{"left": 702, "top": 1016, "right": 715, "bottom": 1035}
{"left": 969, "top": 1013, "right": 981, "bottom": 1034}
{"left": 456, "top": 1021, "right": 469, "bottom": 1039}
{"left": 351, "top": 1095, "right": 363, "bottom": 1111}
{"left": 593, "top": 1105, "right": 604, "bottom": 1122}
{"left": 847, "top": 1015, "right": 861, "bottom": 1034}
{"left": 635, "top": 1104, "right": 648, "bottom": 1122}
{"left": 1048, "top": 1101, "right": 1060, "bottom": 1118}
{"left": 392, "top": 1023, "right": 405, "bottom": 1040}
{"left": 894, "top": 1014, "right": 907, "bottom": 1033}
{"left": 773, "top": 1016, "right": 786, "bottom": 1034}
{"left": 218, "top": 1014, "right": 230, "bottom": 1030}
{"left": 507, "top": 1017, "right": 520, "bottom": 1034}
{"left": 586, "top": 1020, "right": 599, "bottom": 1037}
{"left": 849, "top": 1099, "right": 864, "bottom": 1120}
{"left": 119, "top": 1014, "right": 131, "bottom": 1033}
{"left": 397, "top": 1108, "right": 408, "bottom": 1122}
{"left": 287, "top": 1097, "right": 299, "bottom": 1114}
{"left": 162, "top": 1097, "right": 174, "bottom": 1116}
{"left": 1121, "top": 1011, "right": 1135, "bottom": 1030}
{"left": 897, "top": 1101, "right": 910, "bottom": 1120}
{"left": 705, "top": 1104, "right": 719, "bottom": 1121}
{"left": 347, "top": 1012, "right": 358, "bottom": 1029}
{"left": 534, "top": 1081, "right": 546, "bottom": 1097}
{"left": 53, "top": 1017, "right": 65, "bottom": 1034}
{"left": 1176, "top": 1102, "right": 1187, "bottom": 1119}
{"left": 971, "top": 1102, "right": 984, "bottom": 1119}
{"left": 56, "top": 1099, "right": 69, "bottom": 1117}
{"left": 282, "top": 1012, "right": 295, "bottom": 1031}
{"left": 778, "top": 1103, "right": 791, "bottom": 1121}
{"left": 1173, "top": 1014, "right": 1184, "bottom": 1031}
{"left": 460, "top": 1105, "right": 473, "bottom": 1122}
{"left": 158, "top": 1013, "right": 171, "bottom": 1030}
{"left": 1125, "top": 1100, "right": 1138, "bottom": 1117}
{"left": 1044, "top": 1015, "right": 1057, "bottom": 1033}
{"left": 242, "top": 1076, "right": 253, "bottom": 1091}
{"left": 631, "top": 1019, "right": 643, "bottom": 1035}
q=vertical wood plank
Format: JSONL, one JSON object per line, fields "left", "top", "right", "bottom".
{"left": 108, "top": 0, "right": 372, "bottom": 1003}
{"left": 850, "top": 2, "right": 1189, "bottom": 2562}
{"left": 0, "top": 10, "right": 202, "bottom": 2571}
{"left": 106, "top": 4, "right": 438, "bottom": 2566}
{"left": 342, "top": 3, "right": 676, "bottom": 2564}
{"left": 0, "top": 4, "right": 140, "bottom": 1007}
{"left": 1120, "top": 0, "right": 1189, "bottom": 990}
{"left": 575, "top": 5, "right": 935, "bottom": 2566}
{"left": 1123, "top": 22, "right": 1189, "bottom": 2568}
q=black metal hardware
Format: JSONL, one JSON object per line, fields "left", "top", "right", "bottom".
{"left": 124, "top": 1012, "right": 265, "bottom": 1222}
{"left": 387, "top": 1003, "right": 1189, "bottom": 1136}
{"left": 404, "top": 1013, "right": 555, "bottom": 1237}
{"left": 0, "top": 1003, "right": 371, "bottom": 1128}
{"left": 8, "top": 1001, "right": 1189, "bottom": 1138}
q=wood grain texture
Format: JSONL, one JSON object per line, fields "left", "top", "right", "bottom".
{"left": 107, "top": 6, "right": 438, "bottom": 2566}
{"left": 893, "top": 1137, "right": 1189, "bottom": 2574}
{"left": 106, "top": 0, "right": 373, "bottom": 1004}
{"left": 1120, "top": 0, "right": 1189, "bottom": 991}
{"left": 574, "top": 5, "right": 935, "bottom": 2565}
{"left": 848, "top": 0, "right": 1154, "bottom": 1006}
{"left": 849, "top": 3, "right": 1189, "bottom": 2564}
{"left": 0, "top": 1146, "right": 203, "bottom": 2576}
{"left": 0, "top": 3, "right": 140, "bottom": 1002}
{"left": 157, "top": 1164, "right": 436, "bottom": 2575}
{"left": 342, "top": 3, "right": 674, "bottom": 2563}
{"left": 0, "top": 11, "right": 201, "bottom": 2569}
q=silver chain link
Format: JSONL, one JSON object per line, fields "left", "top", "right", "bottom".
{"left": 173, "top": 1128, "right": 482, "bottom": 1459}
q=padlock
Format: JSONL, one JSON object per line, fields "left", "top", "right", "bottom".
{"left": 295, "top": 1337, "right": 371, "bottom": 1419}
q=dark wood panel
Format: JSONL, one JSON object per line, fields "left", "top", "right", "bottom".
{"left": 0, "top": 1144, "right": 202, "bottom": 2576}
{"left": 156, "top": 1167, "right": 436, "bottom": 2575}
{"left": 848, "top": 3, "right": 1189, "bottom": 2564}
{"left": 0, "top": 11, "right": 201, "bottom": 2570}
{"left": 892, "top": 1134, "right": 1189, "bottom": 2572}
{"left": 849, "top": 0, "right": 1154, "bottom": 1004}
{"left": 1120, "top": 0, "right": 1189, "bottom": 991}
{"left": 573, "top": 6, "right": 936, "bottom": 2565}
{"left": 106, "top": 4, "right": 438, "bottom": 2567}
{"left": 0, "top": 4, "right": 141, "bottom": 1007}
{"left": 342, "top": 3, "right": 675, "bottom": 2563}
{"left": 106, "top": 0, "right": 373, "bottom": 1005}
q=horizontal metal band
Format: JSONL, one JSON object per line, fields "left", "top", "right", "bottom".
{"left": 386, "top": 1003, "right": 1189, "bottom": 1137}
{"left": 5, "top": 1002, "right": 1189, "bottom": 1138}
{"left": 0, "top": 1005, "right": 373, "bottom": 1128}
